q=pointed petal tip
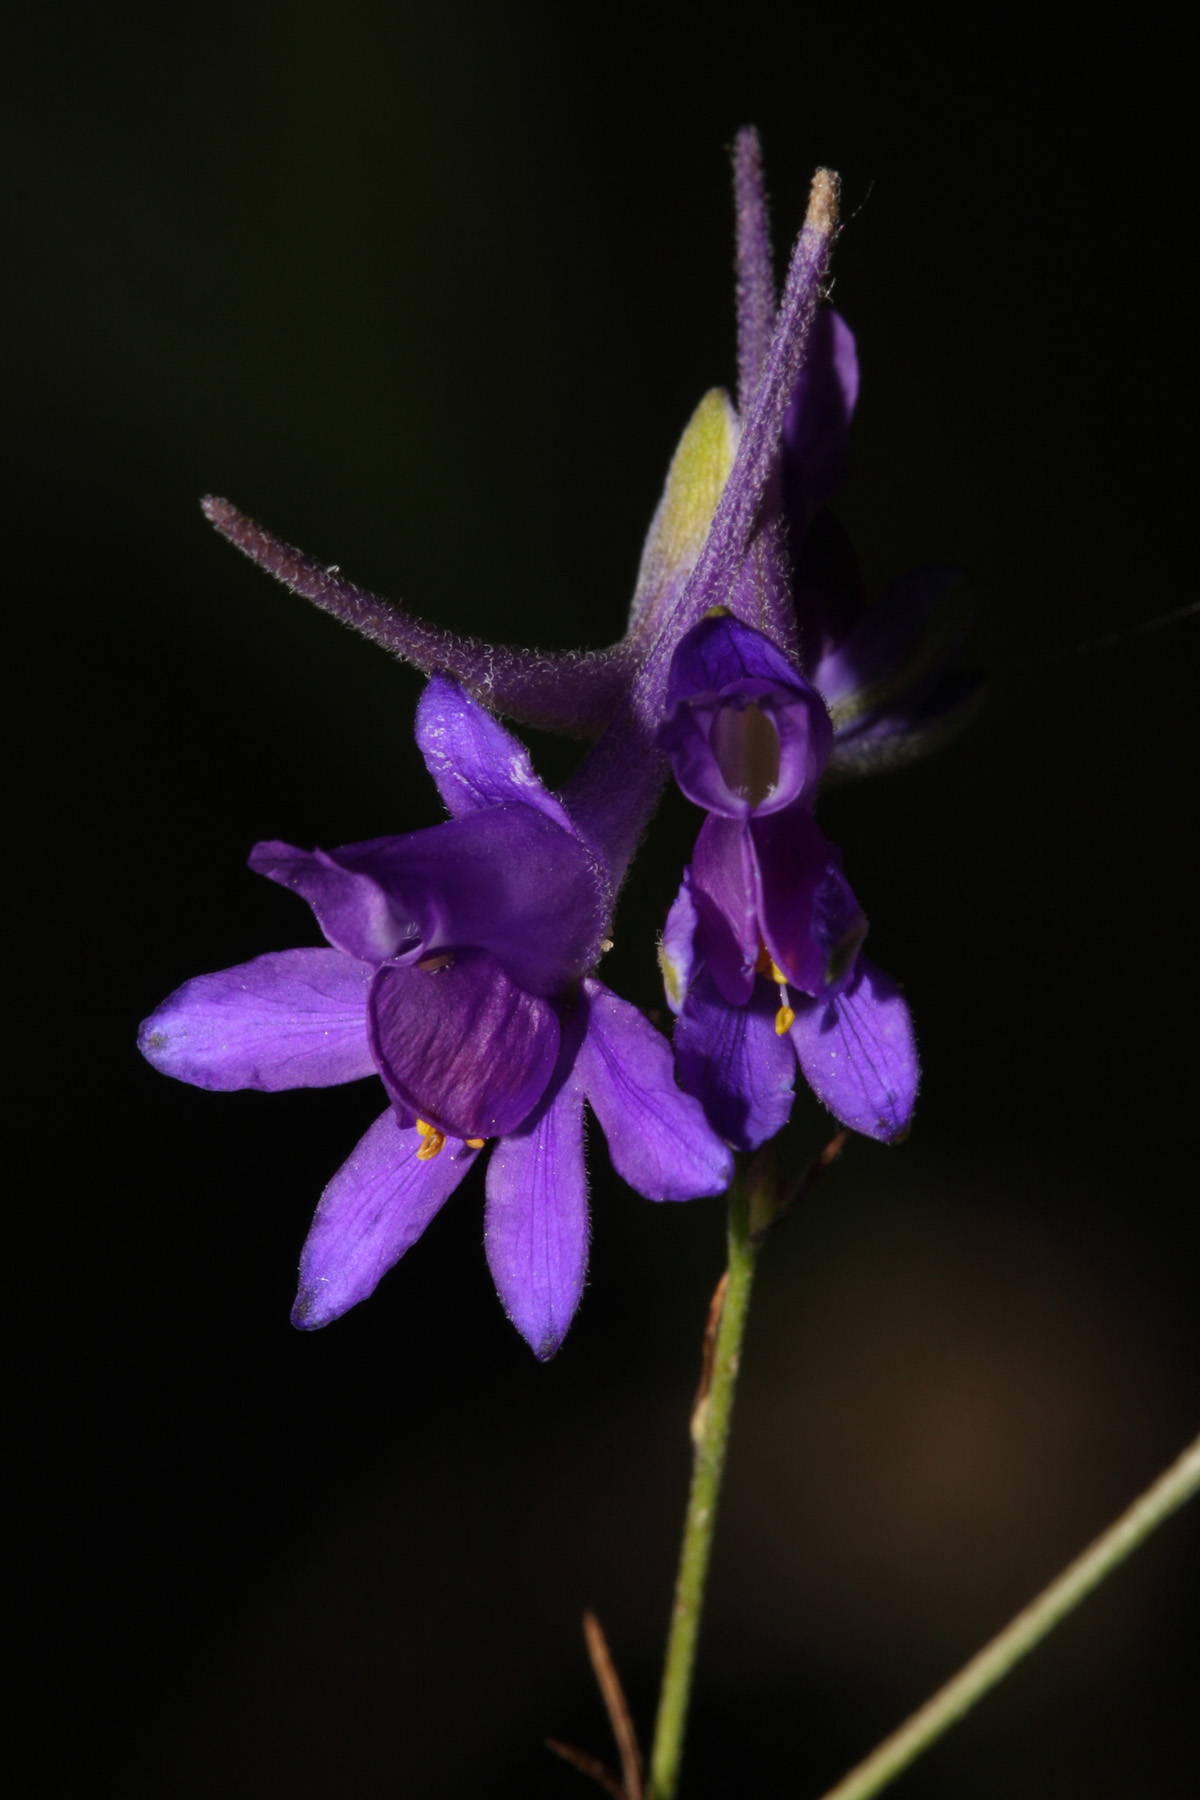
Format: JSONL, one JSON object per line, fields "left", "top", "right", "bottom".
{"left": 290, "top": 1285, "right": 333, "bottom": 1331}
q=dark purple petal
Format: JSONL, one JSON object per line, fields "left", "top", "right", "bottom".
{"left": 690, "top": 813, "right": 759, "bottom": 1005}
{"left": 826, "top": 672, "right": 985, "bottom": 782}
{"left": 138, "top": 949, "right": 374, "bottom": 1091}
{"left": 789, "top": 956, "right": 918, "bottom": 1143}
{"left": 576, "top": 979, "right": 733, "bottom": 1200}
{"left": 665, "top": 611, "right": 809, "bottom": 709}
{"left": 782, "top": 306, "right": 859, "bottom": 530}
{"left": 484, "top": 1023, "right": 589, "bottom": 1360}
{"left": 815, "top": 567, "right": 969, "bottom": 719}
{"left": 292, "top": 1110, "right": 479, "bottom": 1329}
{"left": 255, "top": 805, "right": 605, "bottom": 997}
{"left": 752, "top": 806, "right": 867, "bottom": 998}
{"left": 368, "top": 948, "right": 560, "bottom": 1140}
{"left": 202, "top": 497, "right": 628, "bottom": 740}
{"left": 791, "top": 507, "right": 868, "bottom": 672}
{"left": 414, "top": 673, "right": 580, "bottom": 836}
{"left": 733, "top": 126, "right": 777, "bottom": 415}
{"left": 659, "top": 871, "right": 699, "bottom": 1016}
{"left": 674, "top": 969, "right": 795, "bottom": 1152}
{"left": 658, "top": 615, "right": 832, "bottom": 815}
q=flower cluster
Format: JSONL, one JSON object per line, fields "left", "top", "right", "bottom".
{"left": 140, "top": 129, "right": 975, "bottom": 1355}
{"left": 657, "top": 611, "right": 918, "bottom": 1150}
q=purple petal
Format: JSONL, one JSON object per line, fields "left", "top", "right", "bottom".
{"left": 659, "top": 870, "right": 699, "bottom": 1016}
{"left": 816, "top": 567, "right": 969, "bottom": 719}
{"left": 666, "top": 611, "right": 809, "bottom": 710}
{"left": 733, "top": 126, "right": 777, "bottom": 416}
{"left": 414, "top": 673, "right": 579, "bottom": 836}
{"left": 690, "top": 813, "right": 759, "bottom": 1005}
{"left": 825, "top": 672, "right": 985, "bottom": 782}
{"left": 292, "top": 1109, "right": 478, "bottom": 1329}
{"left": 202, "top": 497, "right": 628, "bottom": 740}
{"left": 674, "top": 969, "right": 795, "bottom": 1152}
{"left": 576, "top": 979, "right": 733, "bottom": 1201}
{"left": 751, "top": 806, "right": 866, "bottom": 998}
{"left": 782, "top": 306, "right": 859, "bottom": 530}
{"left": 659, "top": 615, "right": 832, "bottom": 815}
{"left": 484, "top": 1025, "right": 589, "bottom": 1360}
{"left": 254, "top": 805, "right": 605, "bottom": 997}
{"left": 368, "top": 948, "right": 560, "bottom": 1140}
{"left": 138, "top": 949, "right": 374, "bottom": 1091}
{"left": 789, "top": 956, "right": 918, "bottom": 1143}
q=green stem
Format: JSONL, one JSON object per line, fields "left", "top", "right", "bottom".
{"left": 648, "top": 1173, "right": 759, "bottom": 1800}
{"left": 817, "top": 1428, "right": 1200, "bottom": 1800}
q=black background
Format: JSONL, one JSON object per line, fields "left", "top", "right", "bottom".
{"left": 8, "top": 5, "right": 1199, "bottom": 1796}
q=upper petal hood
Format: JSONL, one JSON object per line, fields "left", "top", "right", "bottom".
{"left": 251, "top": 802, "right": 606, "bottom": 998}
{"left": 658, "top": 614, "right": 833, "bottom": 816}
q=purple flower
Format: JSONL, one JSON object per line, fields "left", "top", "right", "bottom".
{"left": 146, "top": 128, "right": 972, "bottom": 1334}
{"left": 657, "top": 612, "right": 919, "bottom": 1149}
{"left": 139, "top": 675, "right": 732, "bottom": 1358}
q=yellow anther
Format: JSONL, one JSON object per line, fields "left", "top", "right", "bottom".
{"left": 465, "top": 1137, "right": 486, "bottom": 1150}
{"left": 415, "top": 1119, "right": 446, "bottom": 1160}
{"left": 768, "top": 958, "right": 788, "bottom": 986}
{"left": 774, "top": 1002, "right": 795, "bottom": 1036}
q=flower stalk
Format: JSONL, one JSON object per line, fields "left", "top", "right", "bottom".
{"left": 817, "top": 1427, "right": 1200, "bottom": 1800}
{"left": 648, "top": 1167, "right": 761, "bottom": 1800}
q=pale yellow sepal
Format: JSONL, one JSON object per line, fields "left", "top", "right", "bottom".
{"left": 658, "top": 936, "right": 686, "bottom": 1011}
{"left": 628, "top": 388, "right": 739, "bottom": 635}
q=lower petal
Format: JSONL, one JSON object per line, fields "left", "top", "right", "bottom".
{"left": 753, "top": 806, "right": 866, "bottom": 998}
{"left": 788, "top": 956, "right": 918, "bottom": 1143}
{"left": 138, "top": 948, "right": 375, "bottom": 1090}
{"left": 674, "top": 969, "right": 795, "bottom": 1151}
{"left": 484, "top": 1032, "right": 589, "bottom": 1360}
{"left": 576, "top": 979, "right": 733, "bottom": 1200}
{"left": 292, "top": 1110, "right": 479, "bottom": 1328}
{"left": 368, "top": 948, "right": 560, "bottom": 1140}
{"left": 690, "top": 813, "right": 759, "bottom": 1005}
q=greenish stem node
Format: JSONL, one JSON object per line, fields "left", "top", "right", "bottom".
{"left": 648, "top": 1170, "right": 760, "bottom": 1800}
{"left": 817, "top": 1428, "right": 1200, "bottom": 1800}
